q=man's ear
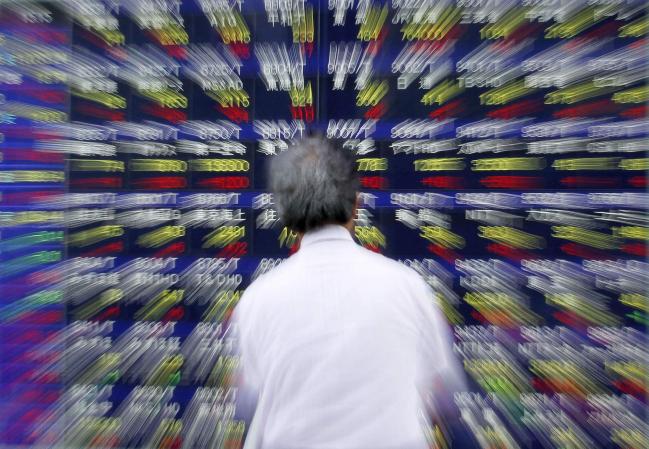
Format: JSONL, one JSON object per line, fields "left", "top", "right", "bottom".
{"left": 345, "top": 193, "right": 360, "bottom": 233}
{"left": 353, "top": 192, "right": 361, "bottom": 220}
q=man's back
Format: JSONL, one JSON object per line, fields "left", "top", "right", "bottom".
{"left": 235, "top": 225, "right": 459, "bottom": 449}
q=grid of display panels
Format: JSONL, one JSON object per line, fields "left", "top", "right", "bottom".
{"left": 0, "top": 0, "right": 647, "bottom": 448}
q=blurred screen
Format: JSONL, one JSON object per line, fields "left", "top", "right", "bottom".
{"left": 0, "top": 0, "right": 647, "bottom": 448}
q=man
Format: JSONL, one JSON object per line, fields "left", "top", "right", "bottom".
{"left": 232, "top": 136, "right": 466, "bottom": 449}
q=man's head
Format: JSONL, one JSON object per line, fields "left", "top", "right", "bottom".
{"left": 269, "top": 136, "right": 360, "bottom": 234}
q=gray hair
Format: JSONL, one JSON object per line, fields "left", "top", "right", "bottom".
{"left": 269, "top": 137, "right": 360, "bottom": 233}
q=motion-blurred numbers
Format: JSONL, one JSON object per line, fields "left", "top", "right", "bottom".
{"left": 0, "top": 0, "right": 647, "bottom": 448}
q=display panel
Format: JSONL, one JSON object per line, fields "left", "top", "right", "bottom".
{"left": 0, "top": 1, "right": 647, "bottom": 448}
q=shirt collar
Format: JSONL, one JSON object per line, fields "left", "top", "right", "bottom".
{"left": 299, "top": 224, "right": 355, "bottom": 248}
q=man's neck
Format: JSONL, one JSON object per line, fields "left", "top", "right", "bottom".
{"left": 297, "top": 221, "right": 355, "bottom": 245}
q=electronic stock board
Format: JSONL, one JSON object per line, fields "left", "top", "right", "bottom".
{"left": 0, "top": 1, "right": 647, "bottom": 448}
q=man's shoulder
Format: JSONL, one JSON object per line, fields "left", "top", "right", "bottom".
{"left": 355, "top": 246, "right": 428, "bottom": 287}
{"left": 243, "top": 246, "right": 428, "bottom": 299}
{"left": 242, "top": 256, "right": 297, "bottom": 298}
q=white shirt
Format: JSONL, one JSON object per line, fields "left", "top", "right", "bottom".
{"left": 233, "top": 225, "right": 463, "bottom": 449}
